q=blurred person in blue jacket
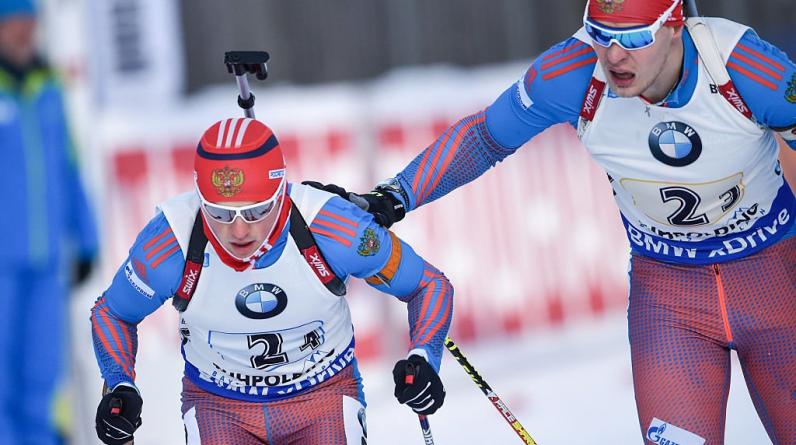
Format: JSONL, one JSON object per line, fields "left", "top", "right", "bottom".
{"left": 0, "top": 0, "right": 98, "bottom": 444}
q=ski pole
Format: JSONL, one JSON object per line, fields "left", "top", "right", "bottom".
{"left": 224, "top": 51, "right": 270, "bottom": 118}
{"left": 405, "top": 361, "right": 435, "bottom": 444}
{"left": 418, "top": 415, "right": 434, "bottom": 445}
{"left": 444, "top": 336, "right": 538, "bottom": 445}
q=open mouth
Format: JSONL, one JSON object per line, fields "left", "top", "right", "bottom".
{"left": 609, "top": 70, "right": 635, "bottom": 87}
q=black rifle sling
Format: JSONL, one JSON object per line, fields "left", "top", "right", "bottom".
{"left": 172, "top": 211, "right": 207, "bottom": 312}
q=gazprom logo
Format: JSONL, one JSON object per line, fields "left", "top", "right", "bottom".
{"left": 648, "top": 121, "right": 702, "bottom": 167}
{"left": 647, "top": 422, "right": 672, "bottom": 444}
{"left": 646, "top": 418, "right": 705, "bottom": 445}
{"left": 124, "top": 260, "right": 155, "bottom": 299}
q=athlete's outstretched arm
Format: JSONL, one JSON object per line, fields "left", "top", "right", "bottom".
{"left": 310, "top": 195, "right": 453, "bottom": 371}
{"left": 727, "top": 30, "right": 796, "bottom": 149}
{"left": 90, "top": 213, "right": 183, "bottom": 389}
{"left": 390, "top": 37, "right": 596, "bottom": 211}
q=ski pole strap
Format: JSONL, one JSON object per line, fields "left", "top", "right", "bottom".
{"left": 288, "top": 200, "right": 347, "bottom": 297}
{"left": 444, "top": 336, "right": 539, "bottom": 445}
{"left": 172, "top": 211, "right": 208, "bottom": 312}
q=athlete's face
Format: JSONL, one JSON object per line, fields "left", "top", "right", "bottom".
{"left": 0, "top": 16, "right": 36, "bottom": 69}
{"left": 591, "top": 21, "right": 684, "bottom": 102}
{"left": 204, "top": 201, "right": 281, "bottom": 258}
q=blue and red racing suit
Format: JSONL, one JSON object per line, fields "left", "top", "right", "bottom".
{"left": 90, "top": 183, "right": 453, "bottom": 444}
{"left": 385, "top": 18, "right": 795, "bottom": 445}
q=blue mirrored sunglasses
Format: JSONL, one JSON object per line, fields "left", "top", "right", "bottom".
{"left": 584, "top": 20, "right": 657, "bottom": 50}
{"left": 582, "top": 0, "right": 679, "bottom": 50}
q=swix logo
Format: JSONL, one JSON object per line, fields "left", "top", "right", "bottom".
{"left": 309, "top": 253, "right": 330, "bottom": 277}
{"left": 718, "top": 82, "right": 752, "bottom": 119}
{"left": 303, "top": 246, "right": 333, "bottom": 283}
{"left": 725, "top": 88, "right": 748, "bottom": 113}
{"left": 182, "top": 267, "right": 199, "bottom": 295}
{"left": 580, "top": 78, "right": 605, "bottom": 121}
{"left": 583, "top": 85, "right": 599, "bottom": 114}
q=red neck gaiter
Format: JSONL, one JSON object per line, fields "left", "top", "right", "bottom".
{"left": 202, "top": 195, "right": 292, "bottom": 272}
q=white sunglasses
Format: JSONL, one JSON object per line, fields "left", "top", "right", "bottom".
{"left": 197, "top": 179, "right": 285, "bottom": 224}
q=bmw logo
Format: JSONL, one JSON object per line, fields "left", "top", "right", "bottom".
{"left": 235, "top": 283, "right": 287, "bottom": 319}
{"left": 648, "top": 121, "right": 702, "bottom": 167}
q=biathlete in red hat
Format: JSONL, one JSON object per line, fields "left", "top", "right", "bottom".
{"left": 91, "top": 118, "right": 452, "bottom": 444}
{"left": 309, "top": 1, "right": 796, "bottom": 443}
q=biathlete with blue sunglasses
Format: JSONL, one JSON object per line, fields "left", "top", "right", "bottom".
{"left": 90, "top": 118, "right": 452, "bottom": 444}
{"left": 308, "top": 0, "right": 796, "bottom": 443}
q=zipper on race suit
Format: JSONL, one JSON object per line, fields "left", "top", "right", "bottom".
{"left": 712, "top": 264, "right": 734, "bottom": 345}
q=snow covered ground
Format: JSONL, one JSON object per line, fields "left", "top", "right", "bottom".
{"left": 74, "top": 309, "right": 771, "bottom": 444}
{"left": 362, "top": 313, "right": 770, "bottom": 445}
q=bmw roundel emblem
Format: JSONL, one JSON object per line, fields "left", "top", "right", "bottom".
{"left": 648, "top": 121, "right": 702, "bottom": 167}
{"left": 235, "top": 283, "right": 287, "bottom": 319}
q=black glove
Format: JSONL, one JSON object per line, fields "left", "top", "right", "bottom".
{"left": 392, "top": 354, "right": 445, "bottom": 415}
{"left": 73, "top": 258, "right": 95, "bottom": 286}
{"left": 302, "top": 181, "right": 406, "bottom": 228}
{"left": 95, "top": 385, "right": 143, "bottom": 445}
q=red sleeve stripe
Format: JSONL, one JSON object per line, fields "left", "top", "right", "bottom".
{"left": 411, "top": 279, "right": 437, "bottom": 340}
{"left": 92, "top": 319, "right": 127, "bottom": 374}
{"left": 98, "top": 309, "right": 134, "bottom": 375}
{"left": 143, "top": 228, "right": 173, "bottom": 251}
{"left": 542, "top": 41, "right": 589, "bottom": 61}
{"left": 419, "top": 114, "right": 485, "bottom": 203}
{"left": 541, "top": 46, "right": 595, "bottom": 71}
{"left": 91, "top": 301, "right": 126, "bottom": 371}
{"left": 145, "top": 236, "right": 177, "bottom": 260}
{"left": 727, "top": 61, "right": 778, "bottom": 90}
{"left": 312, "top": 217, "right": 357, "bottom": 238}
{"left": 310, "top": 227, "right": 353, "bottom": 247}
{"left": 92, "top": 306, "right": 132, "bottom": 376}
{"left": 524, "top": 66, "right": 538, "bottom": 92}
{"left": 415, "top": 121, "right": 461, "bottom": 202}
{"left": 151, "top": 244, "right": 181, "bottom": 269}
{"left": 412, "top": 126, "right": 453, "bottom": 196}
{"left": 116, "top": 317, "right": 136, "bottom": 380}
{"left": 417, "top": 268, "right": 437, "bottom": 287}
{"left": 415, "top": 128, "right": 456, "bottom": 202}
{"left": 730, "top": 52, "right": 784, "bottom": 81}
{"left": 542, "top": 57, "right": 598, "bottom": 81}
{"left": 735, "top": 43, "right": 786, "bottom": 72}
{"left": 317, "top": 210, "right": 358, "bottom": 229}
{"left": 416, "top": 280, "right": 452, "bottom": 346}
